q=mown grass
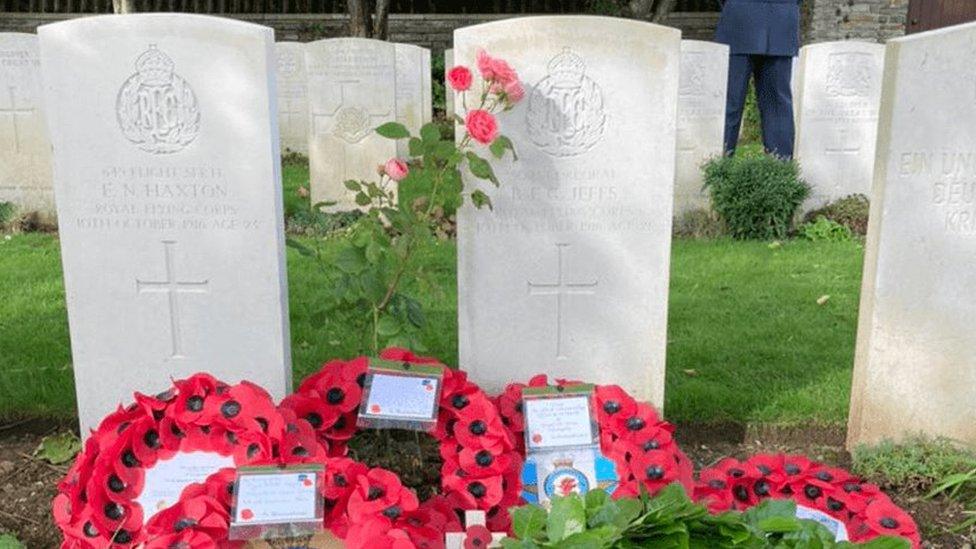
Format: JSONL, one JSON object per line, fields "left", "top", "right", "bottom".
{"left": 0, "top": 159, "right": 866, "bottom": 425}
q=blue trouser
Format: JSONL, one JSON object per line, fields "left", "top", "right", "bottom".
{"left": 724, "top": 54, "right": 795, "bottom": 158}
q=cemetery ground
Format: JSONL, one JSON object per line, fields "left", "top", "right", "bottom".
{"left": 0, "top": 161, "right": 974, "bottom": 546}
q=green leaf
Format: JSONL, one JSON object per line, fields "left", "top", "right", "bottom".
{"left": 466, "top": 151, "right": 499, "bottom": 185}
{"left": 432, "top": 141, "right": 457, "bottom": 161}
{"left": 312, "top": 200, "right": 336, "bottom": 212}
{"left": 510, "top": 504, "right": 548, "bottom": 540}
{"left": 355, "top": 192, "right": 371, "bottom": 207}
{"left": 343, "top": 180, "right": 362, "bottom": 191}
{"left": 548, "top": 495, "right": 587, "bottom": 542}
{"left": 408, "top": 137, "right": 424, "bottom": 157}
{"left": 490, "top": 135, "right": 517, "bottom": 160}
{"left": 375, "top": 121, "right": 410, "bottom": 139}
{"left": 285, "top": 237, "right": 315, "bottom": 257}
{"left": 845, "top": 537, "right": 912, "bottom": 549}
{"left": 405, "top": 297, "right": 426, "bottom": 328}
{"left": 34, "top": 432, "right": 81, "bottom": 465}
{"left": 471, "top": 190, "right": 493, "bottom": 210}
{"left": 376, "top": 316, "right": 401, "bottom": 336}
{"left": 335, "top": 246, "right": 366, "bottom": 274}
{"left": 420, "top": 122, "right": 441, "bottom": 145}
{"left": 0, "top": 534, "right": 25, "bottom": 549}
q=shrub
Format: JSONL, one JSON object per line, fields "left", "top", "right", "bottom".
{"left": 673, "top": 207, "right": 726, "bottom": 239}
{"left": 799, "top": 216, "right": 852, "bottom": 242}
{"left": 0, "top": 202, "right": 15, "bottom": 229}
{"left": 703, "top": 153, "right": 810, "bottom": 240}
{"left": 804, "top": 194, "right": 870, "bottom": 236}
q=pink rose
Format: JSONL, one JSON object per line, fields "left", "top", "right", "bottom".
{"left": 504, "top": 80, "right": 525, "bottom": 104}
{"left": 384, "top": 158, "right": 409, "bottom": 182}
{"left": 447, "top": 65, "right": 473, "bottom": 92}
{"left": 476, "top": 49, "right": 496, "bottom": 81}
{"left": 476, "top": 50, "right": 518, "bottom": 85}
{"left": 489, "top": 57, "right": 518, "bottom": 85}
{"left": 465, "top": 109, "right": 499, "bottom": 145}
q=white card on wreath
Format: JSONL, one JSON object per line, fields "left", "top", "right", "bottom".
{"left": 136, "top": 452, "right": 235, "bottom": 515}
{"left": 233, "top": 470, "right": 319, "bottom": 524}
{"left": 524, "top": 395, "right": 595, "bottom": 450}
{"left": 362, "top": 373, "right": 440, "bottom": 420}
{"left": 796, "top": 505, "right": 849, "bottom": 541}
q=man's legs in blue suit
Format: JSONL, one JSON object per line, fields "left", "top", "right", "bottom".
{"left": 724, "top": 54, "right": 796, "bottom": 158}
{"left": 754, "top": 55, "right": 795, "bottom": 159}
{"left": 723, "top": 54, "right": 753, "bottom": 155}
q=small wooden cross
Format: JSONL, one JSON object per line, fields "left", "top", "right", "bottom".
{"left": 445, "top": 510, "right": 507, "bottom": 549}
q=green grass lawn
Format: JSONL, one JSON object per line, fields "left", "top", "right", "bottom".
{"left": 0, "top": 161, "right": 865, "bottom": 426}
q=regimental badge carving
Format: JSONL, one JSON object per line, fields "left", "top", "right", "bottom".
{"left": 332, "top": 105, "right": 372, "bottom": 143}
{"left": 277, "top": 50, "right": 299, "bottom": 76}
{"left": 116, "top": 45, "right": 200, "bottom": 154}
{"left": 526, "top": 48, "right": 607, "bottom": 158}
{"left": 825, "top": 52, "right": 875, "bottom": 98}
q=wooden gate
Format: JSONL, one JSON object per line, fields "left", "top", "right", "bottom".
{"left": 907, "top": 0, "right": 976, "bottom": 34}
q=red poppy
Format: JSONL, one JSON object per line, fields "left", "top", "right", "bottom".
{"left": 346, "top": 468, "right": 420, "bottom": 523}
{"left": 454, "top": 398, "right": 512, "bottom": 452}
{"left": 463, "top": 524, "right": 493, "bottom": 549}
{"left": 861, "top": 498, "right": 920, "bottom": 547}
{"left": 144, "top": 495, "right": 229, "bottom": 541}
{"left": 345, "top": 519, "right": 418, "bottom": 549}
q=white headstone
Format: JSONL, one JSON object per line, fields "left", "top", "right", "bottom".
{"left": 445, "top": 48, "right": 455, "bottom": 118}
{"left": 848, "top": 22, "right": 976, "bottom": 448}
{"left": 306, "top": 38, "right": 397, "bottom": 210}
{"left": 394, "top": 43, "right": 433, "bottom": 157}
{"left": 275, "top": 41, "right": 308, "bottom": 155}
{"left": 0, "top": 33, "right": 54, "bottom": 222}
{"left": 455, "top": 16, "right": 679, "bottom": 406}
{"left": 675, "top": 40, "right": 728, "bottom": 217}
{"left": 795, "top": 41, "right": 885, "bottom": 211}
{"left": 39, "top": 14, "right": 292, "bottom": 435}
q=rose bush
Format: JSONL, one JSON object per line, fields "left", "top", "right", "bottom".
{"left": 288, "top": 49, "right": 520, "bottom": 355}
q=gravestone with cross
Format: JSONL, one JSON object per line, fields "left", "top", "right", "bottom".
{"left": 394, "top": 43, "right": 432, "bottom": 158}
{"left": 0, "top": 33, "right": 54, "bottom": 222}
{"left": 674, "top": 40, "right": 728, "bottom": 219}
{"left": 275, "top": 42, "right": 309, "bottom": 155}
{"left": 794, "top": 41, "right": 885, "bottom": 211}
{"left": 39, "top": 14, "right": 292, "bottom": 436}
{"left": 305, "top": 38, "right": 398, "bottom": 211}
{"left": 455, "top": 17, "right": 680, "bottom": 406}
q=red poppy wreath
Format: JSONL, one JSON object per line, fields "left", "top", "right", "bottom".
{"left": 52, "top": 373, "right": 328, "bottom": 548}
{"left": 493, "top": 375, "right": 694, "bottom": 499}
{"left": 694, "top": 454, "right": 921, "bottom": 548}
{"left": 280, "top": 348, "right": 524, "bottom": 549}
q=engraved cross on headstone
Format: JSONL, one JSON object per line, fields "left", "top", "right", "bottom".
{"left": 280, "top": 98, "right": 305, "bottom": 137}
{"left": 136, "top": 241, "right": 210, "bottom": 359}
{"left": 0, "top": 85, "right": 34, "bottom": 154}
{"left": 528, "top": 243, "right": 599, "bottom": 360}
{"left": 825, "top": 126, "right": 861, "bottom": 194}
{"left": 310, "top": 80, "right": 391, "bottom": 140}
